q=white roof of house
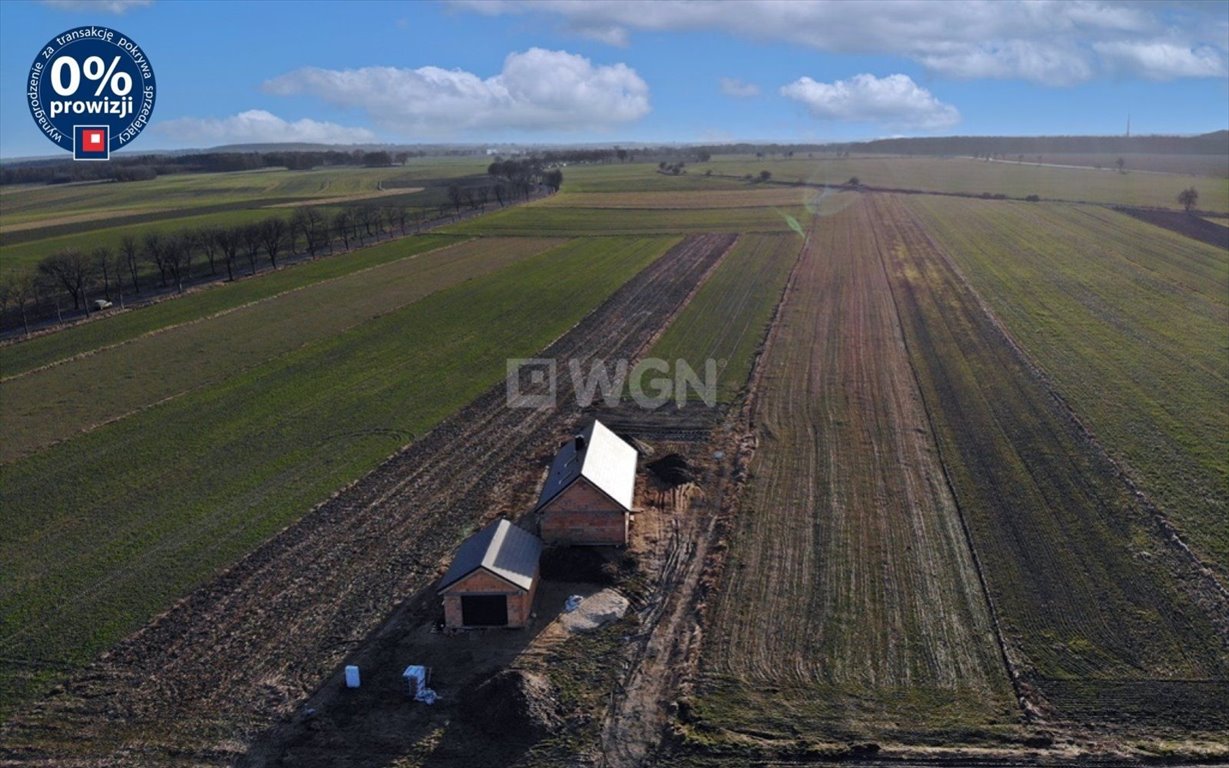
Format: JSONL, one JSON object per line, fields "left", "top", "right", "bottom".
{"left": 535, "top": 419, "right": 638, "bottom": 512}
{"left": 438, "top": 519, "right": 542, "bottom": 592}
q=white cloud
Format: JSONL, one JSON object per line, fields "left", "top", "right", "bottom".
{"left": 780, "top": 74, "right": 960, "bottom": 130}
{"left": 263, "top": 48, "right": 649, "bottom": 135}
{"left": 1094, "top": 41, "right": 1227, "bottom": 79}
{"left": 154, "top": 110, "right": 376, "bottom": 145}
{"left": 719, "top": 77, "right": 760, "bottom": 98}
{"left": 452, "top": 0, "right": 1228, "bottom": 85}
{"left": 41, "top": 0, "right": 151, "bottom": 13}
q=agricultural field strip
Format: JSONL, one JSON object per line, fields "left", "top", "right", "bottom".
{"left": 556, "top": 163, "right": 748, "bottom": 193}
{"left": 695, "top": 156, "right": 1229, "bottom": 212}
{"left": 263, "top": 187, "right": 423, "bottom": 207}
{"left": 648, "top": 233, "right": 801, "bottom": 402}
{"left": 906, "top": 197, "right": 1229, "bottom": 580}
{"left": 874, "top": 194, "right": 1228, "bottom": 722}
{"left": 0, "top": 207, "right": 295, "bottom": 277}
{"left": 443, "top": 204, "right": 810, "bottom": 237}
{"left": 537, "top": 188, "right": 812, "bottom": 209}
{"left": 0, "top": 235, "right": 732, "bottom": 759}
{"left": 0, "top": 164, "right": 484, "bottom": 227}
{"left": 0, "top": 237, "right": 566, "bottom": 464}
{"left": 0, "top": 236, "right": 677, "bottom": 720}
{"left": 700, "top": 197, "right": 1013, "bottom": 738}
{"left": 0, "top": 234, "right": 467, "bottom": 377}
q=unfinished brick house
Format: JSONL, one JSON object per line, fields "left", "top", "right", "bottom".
{"left": 438, "top": 519, "right": 542, "bottom": 629}
{"left": 535, "top": 419, "right": 637, "bottom": 546}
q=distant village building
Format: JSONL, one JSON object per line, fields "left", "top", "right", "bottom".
{"left": 535, "top": 420, "right": 637, "bottom": 546}
{"left": 438, "top": 519, "right": 542, "bottom": 629}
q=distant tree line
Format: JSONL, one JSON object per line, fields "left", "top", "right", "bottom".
{"left": 0, "top": 206, "right": 415, "bottom": 334}
{"left": 0, "top": 149, "right": 429, "bottom": 186}
{"left": 1, "top": 166, "right": 562, "bottom": 335}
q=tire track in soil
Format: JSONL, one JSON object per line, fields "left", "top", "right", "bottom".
{"left": 0, "top": 234, "right": 738, "bottom": 766}
{"left": 598, "top": 228, "right": 808, "bottom": 768}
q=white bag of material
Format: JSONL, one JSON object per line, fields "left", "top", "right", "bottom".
{"left": 403, "top": 665, "right": 438, "bottom": 704}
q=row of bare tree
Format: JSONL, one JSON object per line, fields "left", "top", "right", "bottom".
{"left": 3, "top": 166, "right": 561, "bottom": 337}
{"left": 1, "top": 202, "right": 444, "bottom": 337}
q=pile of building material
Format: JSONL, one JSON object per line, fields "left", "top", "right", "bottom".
{"left": 560, "top": 589, "right": 629, "bottom": 633}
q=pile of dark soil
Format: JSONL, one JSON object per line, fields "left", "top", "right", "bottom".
{"left": 461, "top": 669, "right": 562, "bottom": 742}
{"left": 647, "top": 453, "right": 695, "bottom": 486}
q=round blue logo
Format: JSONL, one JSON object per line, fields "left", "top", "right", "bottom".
{"left": 26, "top": 26, "right": 156, "bottom": 160}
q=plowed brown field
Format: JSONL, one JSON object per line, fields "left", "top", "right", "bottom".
{"left": 695, "top": 196, "right": 1017, "bottom": 744}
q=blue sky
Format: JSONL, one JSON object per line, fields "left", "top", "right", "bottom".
{"left": 2, "top": 0, "right": 1227, "bottom": 158}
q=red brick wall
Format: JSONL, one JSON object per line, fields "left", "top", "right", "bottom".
{"left": 539, "top": 480, "right": 629, "bottom": 545}
{"left": 440, "top": 568, "right": 537, "bottom": 629}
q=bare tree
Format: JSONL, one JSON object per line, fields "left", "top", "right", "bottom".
{"left": 93, "top": 246, "right": 114, "bottom": 300}
{"left": 0, "top": 276, "right": 11, "bottom": 331}
{"left": 162, "top": 235, "right": 191, "bottom": 294}
{"left": 120, "top": 234, "right": 141, "bottom": 294}
{"left": 144, "top": 232, "right": 169, "bottom": 288}
{"left": 293, "top": 207, "right": 327, "bottom": 257}
{"left": 448, "top": 184, "right": 464, "bottom": 215}
{"left": 215, "top": 226, "right": 241, "bottom": 282}
{"left": 334, "top": 210, "right": 353, "bottom": 250}
{"left": 1178, "top": 186, "right": 1199, "bottom": 213}
{"left": 5, "top": 271, "right": 37, "bottom": 336}
{"left": 392, "top": 205, "right": 410, "bottom": 235}
{"left": 260, "top": 217, "right": 287, "bottom": 269}
{"left": 109, "top": 250, "right": 127, "bottom": 308}
{"left": 241, "top": 223, "right": 263, "bottom": 275}
{"left": 493, "top": 183, "right": 506, "bottom": 208}
{"left": 38, "top": 249, "right": 94, "bottom": 313}
{"left": 198, "top": 227, "right": 221, "bottom": 276}
{"left": 350, "top": 208, "right": 370, "bottom": 245}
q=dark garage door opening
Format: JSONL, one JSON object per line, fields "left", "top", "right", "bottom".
{"left": 461, "top": 594, "right": 508, "bottom": 626}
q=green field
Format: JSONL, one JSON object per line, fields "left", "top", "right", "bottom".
{"left": 649, "top": 233, "right": 801, "bottom": 402}
{"left": 875, "top": 194, "right": 1228, "bottom": 724}
{"left": 0, "top": 207, "right": 305, "bottom": 277}
{"left": 694, "top": 155, "right": 1229, "bottom": 212}
{"left": 0, "top": 160, "right": 494, "bottom": 280}
{"left": 906, "top": 196, "right": 1229, "bottom": 580}
{"left": 0, "top": 235, "right": 673, "bottom": 714}
{"left": 539, "top": 187, "right": 811, "bottom": 209}
{"left": 0, "top": 234, "right": 466, "bottom": 377}
{"left": 0, "top": 160, "right": 487, "bottom": 229}
{"left": 0, "top": 237, "right": 565, "bottom": 462}
{"left": 556, "top": 162, "right": 746, "bottom": 193}
{"left": 442, "top": 202, "right": 809, "bottom": 237}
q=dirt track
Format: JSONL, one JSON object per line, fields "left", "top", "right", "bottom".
{"left": 0, "top": 233, "right": 737, "bottom": 766}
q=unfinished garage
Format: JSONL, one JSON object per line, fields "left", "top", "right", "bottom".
{"left": 438, "top": 519, "right": 542, "bottom": 629}
{"left": 535, "top": 419, "right": 637, "bottom": 546}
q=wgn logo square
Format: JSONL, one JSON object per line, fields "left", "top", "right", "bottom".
{"left": 506, "top": 358, "right": 557, "bottom": 410}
